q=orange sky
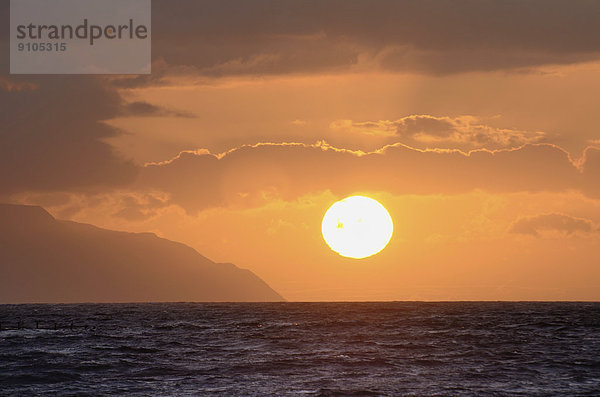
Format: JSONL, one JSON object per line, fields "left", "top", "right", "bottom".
{"left": 2, "top": 0, "right": 600, "bottom": 301}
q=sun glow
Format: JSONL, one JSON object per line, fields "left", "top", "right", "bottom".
{"left": 322, "top": 196, "right": 393, "bottom": 259}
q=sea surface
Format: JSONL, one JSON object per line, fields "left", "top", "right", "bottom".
{"left": 1, "top": 302, "right": 599, "bottom": 396}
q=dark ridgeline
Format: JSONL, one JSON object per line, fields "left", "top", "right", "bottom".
{"left": 0, "top": 204, "right": 283, "bottom": 303}
{"left": 0, "top": 302, "right": 599, "bottom": 396}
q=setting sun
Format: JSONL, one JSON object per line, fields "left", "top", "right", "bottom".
{"left": 322, "top": 196, "right": 394, "bottom": 259}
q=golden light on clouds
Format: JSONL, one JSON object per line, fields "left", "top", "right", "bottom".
{"left": 322, "top": 196, "right": 393, "bottom": 259}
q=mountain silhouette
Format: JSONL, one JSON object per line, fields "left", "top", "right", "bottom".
{"left": 0, "top": 204, "right": 284, "bottom": 303}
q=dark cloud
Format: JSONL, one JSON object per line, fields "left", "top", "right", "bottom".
{"left": 0, "top": 53, "right": 188, "bottom": 196}
{"left": 3, "top": 0, "right": 600, "bottom": 79}
{"left": 0, "top": 77, "right": 139, "bottom": 195}
{"left": 510, "top": 213, "right": 598, "bottom": 236}
{"left": 145, "top": 0, "right": 600, "bottom": 78}
{"left": 137, "top": 142, "right": 599, "bottom": 213}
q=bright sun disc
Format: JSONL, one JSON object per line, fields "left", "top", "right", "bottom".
{"left": 322, "top": 196, "right": 393, "bottom": 259}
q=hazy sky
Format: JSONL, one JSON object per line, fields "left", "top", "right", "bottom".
{"left": 2, "top": 0, "right": 600, "bottom": 300}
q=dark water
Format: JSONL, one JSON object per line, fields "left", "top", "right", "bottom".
{"left": 1, "top": 302, "right": 599, "bottom": 396}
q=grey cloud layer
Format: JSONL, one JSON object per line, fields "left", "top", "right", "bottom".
{"left": 2, "top": 0, "right": 600, "bottom": 77}
{"left": 137, "top": 143, "right": 600, "bottom": 213}
{"left": 148, "top": 0, "right": 600, "bottom": 76}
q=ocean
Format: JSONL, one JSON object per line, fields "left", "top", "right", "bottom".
{"left": 1, "top": 302, "right": 599, "bottom": 396}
